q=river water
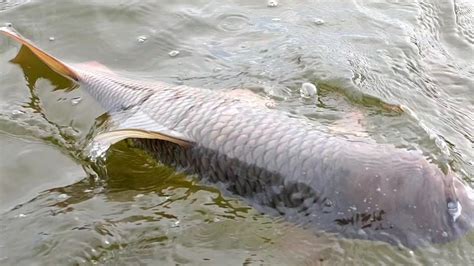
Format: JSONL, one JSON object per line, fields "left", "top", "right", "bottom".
{"left": 0, "top": 0, "right": 473, "bottom": 264}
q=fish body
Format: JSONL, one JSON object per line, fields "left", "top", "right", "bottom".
{"left": 1, "top": 27, "right": 473, "bottom": 248}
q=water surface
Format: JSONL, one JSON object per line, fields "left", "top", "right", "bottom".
{"left": 1, "top": 0, "right": 473, "bottom": 264}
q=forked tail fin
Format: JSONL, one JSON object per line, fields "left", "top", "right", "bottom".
{"left": 0, "top": 27, "right": 78, "bottom": 81}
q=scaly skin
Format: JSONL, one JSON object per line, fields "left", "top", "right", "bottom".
{"left": 76, "top": 67, "right": 474, "bottom": 248}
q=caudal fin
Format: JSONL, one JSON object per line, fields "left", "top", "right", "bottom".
{"left": 0, "top": 27, "right": 78, "bottom": 81}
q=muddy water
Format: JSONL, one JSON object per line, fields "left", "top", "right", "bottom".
{"left": 0, "top": 0, "right": 473, "bottom": 264}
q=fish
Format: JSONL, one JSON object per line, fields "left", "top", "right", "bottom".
{"left": 1, "top": 26, "right": 473, "bottom": 248}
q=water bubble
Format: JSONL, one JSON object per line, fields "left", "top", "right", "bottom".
{"left": 376, "top": 187, "right": 381, "bottom": 192}
{"left": 300, "top": 82, "right": 317, "bottom": 98}
{"left": 267, "top": 0, "right": 278, "bottom": 7}
{"left": 168, "top": 50, "right": 180, "bottom": 57}
{"left": 271, "top": 18, "right": 281, "bottom": 22}
{"left": 137, "top": 35, "right": 147, "bottom": 43}
{"left": 11, "top": 109, "right": 25, "bottom": 115}
{"left": 71, "top": 97, "right": 82, "bottom": 105}
{"left": 49, "top": 36, "right": 55, "bottom": 41}
{"left": 57, "top": 194, "right": 69, "bottom": 200}
{"left": 313, "top": 18, "right": 325, "bottom": 25}
{"left": 91, "top": 248, "right": 98, "bottom": 255}
{"left": 16, "top": 213, "right": 26, "bottom": 218}
{"left": 218, "top": 14, "right": 250, "bottom": 32}
{"left": 171, "top": 220, "right": 180, "bottom": 228}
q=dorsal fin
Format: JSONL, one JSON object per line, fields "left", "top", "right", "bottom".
{"left": 75, "top": 61, "right": 116, "bottom": 75}
{"left": 0, "top": 27, "right": 78, "bottom": 81}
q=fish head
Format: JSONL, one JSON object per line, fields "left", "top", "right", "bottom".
{"left": 334, "top": 153, "right": 474, "bottom": 248}
{"left": 376, "top": 161, "right": 474, "bottom": 247}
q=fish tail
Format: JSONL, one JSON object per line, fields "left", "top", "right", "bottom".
{"left": 0, "top": 27, "right": 78, "bottom": 81}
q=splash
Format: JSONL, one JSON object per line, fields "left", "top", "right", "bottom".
{"left": 86, "top": 140, "right": 110, "bottom": 162}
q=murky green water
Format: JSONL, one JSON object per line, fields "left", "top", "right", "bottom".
{"left": 1, "top": 0, "right": 473, "bottom": 264}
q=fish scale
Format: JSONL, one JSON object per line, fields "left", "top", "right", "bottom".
{"left": 1, "top": 26, "right": 473, "bottom": 248}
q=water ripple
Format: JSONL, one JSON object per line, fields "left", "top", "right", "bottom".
{"left": 0, "top": 0, "right": 29, "bottom": 12}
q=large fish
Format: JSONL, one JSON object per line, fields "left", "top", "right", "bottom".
{"left": 1, "top": 27, "right": 473, "bottom": 248}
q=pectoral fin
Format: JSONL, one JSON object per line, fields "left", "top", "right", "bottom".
{"left": 92, "top": 109, "right": 193, "bottom": 149}
{"left": 94, "top": 128, "right": 192, "bottom": 147}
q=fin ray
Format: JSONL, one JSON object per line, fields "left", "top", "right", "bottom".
{"left": 0, "top": 27, "right": 78, "bottom": 81}
{"left": 94, "top": 129, "right": 192, "bottom": 147}
{"left": 93, "top": 108, "right": 194, "bottom": 149}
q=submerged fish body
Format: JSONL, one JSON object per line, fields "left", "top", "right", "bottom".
{"left": 1, "top": 27, "right": 473, "bottom": 248}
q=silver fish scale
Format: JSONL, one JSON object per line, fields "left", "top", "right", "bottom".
{"left": 75, "top": 67, "right": 469, "bottom": 248}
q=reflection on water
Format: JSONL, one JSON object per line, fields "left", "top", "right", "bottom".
{"left": 0, "top": 0, "right": 473, "bottom": 264}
